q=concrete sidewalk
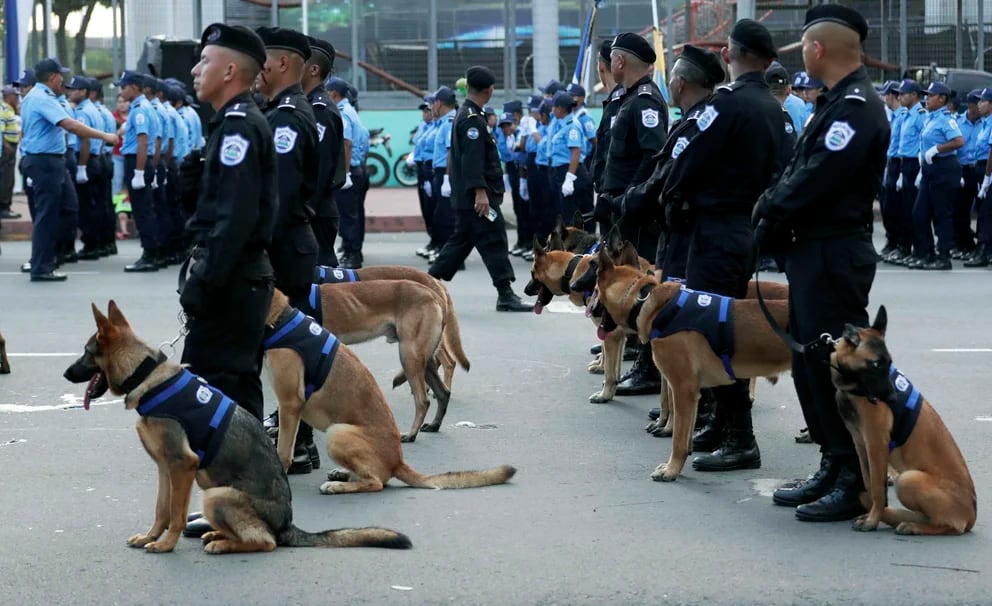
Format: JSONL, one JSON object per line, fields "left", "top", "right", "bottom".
{"left": 0, "top": 186, "right": 428, "bottom": 240}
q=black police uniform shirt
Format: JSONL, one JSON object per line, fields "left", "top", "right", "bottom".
{"left": 662, "top": 71, "right": 784, "bottom": 215}
{"left": 450, "top": 98, "right": 504, "bottom": 210}
{"left": 264, "top": 84, "right": 319, "bottom": 226}
{"left": 592, "top": 83, "right": 625, "bottom": 191}
{"left": 187, "top": 91, "right": 276, "bottom": 286}
{"left": 755, "top": 66, "right": 889, "bottom": 236}
{"left": 602, "top": 76, "right": 669, "bottom": 195}
{"left": 778, "top": 106, "right": 798, "bottom": 173}
{"left": 263, "top": 310, "right": 341, "bottom": 400}
{"left": 307, "top": 85, "right": 346, "bottom": 218}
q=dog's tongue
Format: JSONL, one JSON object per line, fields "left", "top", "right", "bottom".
{"left": 597, "top": 325, "right": 607, "bottom": 341}
{"left": 83, "top": 374, "right": 99, "bottom": 411}
{"left": 534, "top": 301, "right": 544, "bottom": 315}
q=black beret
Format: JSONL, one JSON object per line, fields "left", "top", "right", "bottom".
{"left": 255, "top": 26, "right": 312, "bottom": 61}
{"left": 803, "top": 4, "right": 869, "bottom": 42}
{"left": 599, "top": 38, "right": 613, "bottom": 63}
{"left": 466, "top": 65, "right": 496, "bottom": 90}
{"left": 678, "top": 45, "right": 725, "bottom": 87}
{"left": 201, "top": 23, "right": 267, "bottom": 69}
{"left": 306, "top": 35, "right": 336, "bottom": 67}
{"left": 611, "top": 33, "right": 656, "bottom": 64}
{"left": 731, "top": 19, "right": 777, "bottom": 58}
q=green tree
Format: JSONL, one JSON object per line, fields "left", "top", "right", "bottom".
{"left": 49, "top": 0, "right": 111, "bottom": 73}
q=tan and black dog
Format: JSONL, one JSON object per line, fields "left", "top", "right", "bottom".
{"left": 0, "top": 329, "right": 9, "bottom": 374}
{"left": 265, "top": 289, "right": 516, "bottom": 494}
{"left": 315, "top": 279, "right": 450, "bottom": 442}
{"left": 831, "top": 306, "right": 976, "bottom": 535}
{"left": 592, "top": 248, "right": 792, "bottom": 482}
{"left": 551, "top": 212, "right": 601, "bottom": 255}
{"left": 64, "top": 301, "right": 411, "bottom": 554}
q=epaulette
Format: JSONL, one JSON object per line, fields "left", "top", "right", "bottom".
{"left": 916, "top": 106, "right": 927, "bottom": 113}
{"left": 225, "top": 103, "right": 247, "bottom": 118}
{"left": 686, "top": 108, "right": 702, "bottom": 120}
{"left": 277, "top": 95, "right": 296, "bottom": 110}
{"left": 312, "top": 100, "right": 327, "bottom": 107}
{"left": 844, "top": 85, "right": 868, "bottom": 103}
{"left": 610, "top": 87, "right": 625, "bottom": 102}
{"left": 637, "top": 84, "right": 654, "bottom": 96}
{"left": 717, "top": 81, "right": 745, "bottom": 93}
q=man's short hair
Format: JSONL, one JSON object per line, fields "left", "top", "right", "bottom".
{"left": 306, "top": 52, "right": 332, "bottom": 80}
{"left": 672, "top": 59, "right": 711, "bottom": 90}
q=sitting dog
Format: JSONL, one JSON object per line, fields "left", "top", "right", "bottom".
{"left": 590, "top": 248, "right": 792, "bottom": 482}
{"left": 64, "top": 301, "right": 411, "bottom": 554}
{"left": 264, "top": 289, "right": 516, "bottom": 494}
{"left": 0, "top": 329, "right": 9, "bottom": 374}
{"left": 831, "top": 306, "right": 976, "bottom": 535}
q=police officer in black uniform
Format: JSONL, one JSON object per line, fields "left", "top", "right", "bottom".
{"left": 253, "top": 27, "right": 320, "bottom": 310}
{"left": 598, "top": 33, "right": 670, "bottom": 396}
{"left": 753, "top": 5, "right": 888, "bottom": 522}
{"left": 662, "top": 19, "right": 784, "bottom": 473}
{"left": 592, "top": 38, "right": 624, "bottom": 235}
{"left": 303, "top": 35, "right": 346, "bottom": 267}
{"left": 428, "top": 66, "right": 532, "bottom": 312}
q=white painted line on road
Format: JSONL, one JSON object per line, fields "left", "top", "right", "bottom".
{"left": 931, "top": 349, "right": 992, "bottom": 353}
{"left": 975, "top": 416, "right": 992, "bottom": 422}
{"left": 876, "top": 269, "right": 989, "bottom": 273}
{"left": 8, "top": 352, "right": 79, "bottom": 357}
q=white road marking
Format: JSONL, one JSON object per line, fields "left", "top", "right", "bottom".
{"left": 975, "top": 416, "right": 992, "bottom": 422}
{"left": 544, "top": 300, "right": 585, "bottom": 314}
{"left": 931, "top": 349, "right": 992, "bottom": 353}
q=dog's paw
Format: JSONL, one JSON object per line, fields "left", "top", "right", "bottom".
{"left": 127, "top": 533, "right": 157, "bottom": 548}
{"left": 201, "top": 530, "right": 227, "bottom": 545}
{"left": 586, "top": 358, "right": 605, "bottom": 374}
{"left": 400, "top": 432, "right": 417, "bottom": 443}
{"left": 646, "top": 423, "right": 672, "bottom": 438}
{"left": 651, "top": 464, "right": 678, "bottom": 482}
{"left": 852, "top": 515, "right": 880, "bottom": 532}
{"left": 894, "top": 522, "right": 921, "bottom": 535}
{"left": 589, "top": 390, "right": 613, "bottom": 403}
{"left": 319, "top": 481, "right": 348, "bottom": 495}
{"left": 420, "top": 422, "right": 440, "bottom": 433}
{"left": 143, "top": 540, "right": 177, "bottom": 553}
{"left": 326, "top": 469, "right": 350, "bottom": 482}
{"left": 203, "top": 539, "right": 234, "bottom": 554}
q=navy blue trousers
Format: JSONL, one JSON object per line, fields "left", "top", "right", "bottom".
{"left": 913, "top": 156, "right": 960, "bottom": 257}
{"left": 22, "top": 154, "right": 75, "bottom": 276}
{"left": 124, "top": 154, "right": 160, "bottom": 251}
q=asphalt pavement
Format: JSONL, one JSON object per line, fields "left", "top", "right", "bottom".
{"left": 0, "top": 231, "right": 990, "bottom": 605}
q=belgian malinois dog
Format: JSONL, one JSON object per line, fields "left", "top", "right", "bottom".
{"left": 831, "top": 306, "right": 976, "bottom": 535}
{"left": 314, "top": 279, "right": 450, "bottom": 442}
{"left": 551, "top": 211, "right": 601, "bottom": 255}
{"left": 591, "top": 248, "right": 792, "bottom": 482}
{"left": 64, "top": 301, "right": 411, "bottom": 554}
{"left": 265, "top": 289, "right": 517, "bottom": 495}
{"left": 0, "top": 329, "right": 9, "bottom": 374}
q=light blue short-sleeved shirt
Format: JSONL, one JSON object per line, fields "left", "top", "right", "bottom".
{"left": 337, "top": 99, "right": 367, "bottom": 166}
{"left": 575, "top": 107, "right": 597, "bottom": 155}
{"left": 886, "top": 106, "right": 906, "bottom": 158}
{"left": 75, "top": 99, "right": 105, "bottom": 155}
{"left": 921, "top": 107, "right": 963, "bottom": 158}
{"left": 783, "top": 94, "right": 809, "bottom": 134}
{"left": 550, "top": 114, "right": 585, "bottom": 167}
{"left": 181, "top": 106, "right": 203, "bottom": 151}
{"left": 122, "top": 96, "right": 157, "bottom": 155}
{"left": 897, "top": 104, "right": 927, "bottom": 158}
{"left": 957, "top": 114, "right": 980, "bottom": 165}
{"left": 975, "top": 116, "right": 992, "bottom": 164}
{"left": 432, "top": 110, "right": 456, "bottom": 169}
{"left": 151, "top": 98, "right": 173, "bottom": 147}
{"left": 20, "top": 83, "right": 71, "bottom": 154}
{"left": 166, "top": 104, "right": 187, "bottom": 160}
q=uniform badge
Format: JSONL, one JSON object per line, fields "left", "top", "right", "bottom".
{"left": 135, "top": 113, "right": 146, "bottom": 126}
{"left": 948, "top": 118, "right": 959, "bottom": 132}
{"left": 274, "top": 126, "right": 298, "bottom": 154}
{"left": 568, "top": 128, "right": 580, "bottom": 142}
{"left": 697, "top": 105, "right": 719, "bottom": 131}
{"left": 671, "top": 136, "right": 689, "bottom": 159}
{"left": 785, "top": 122, "right": 795, "bottom": 135}
{"left": 467, "top": 127, "right": 480, "bottom": 140}
{"left": 641, "top": 108, "right": 660, "bottom": 128}
{"left": 697, "top": 294, "right": 712, "bottom": 307}
{"left": 195, "top": 385, "right": 213, "bottom": 405}
{"left": 824, "top": 121, "right": 855, "bottom": 151}
{"left": 333, "top": 269, "right": 345, "bottom": 280}
{"left": 308, "top": 321, "right": 322, "bottom": 336}
{"left": 316, "top": 122, "right": 326, "bottom": 142}
{"left": 584, "top": 121, "right": 596, "bottom": 136}
{"left": 610, "top": 116, "right": 617, "bottom": 129}
{"left": 894, "top": 374, "right": 909, "bottom": 392}
{"left": 220, "top": 134, "right": 250, "bottom": 166}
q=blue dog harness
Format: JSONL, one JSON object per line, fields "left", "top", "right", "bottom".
{"left": 263, "top": 310, "right": 340, "bottom": 400}
{"left": 136, "top": 370, "right": 236, "bottom": 468}
{"left": 884, "top": 364, "right": 923, "bottom": 452}
{"left": 648, "top": 287, "right": 736, "bottom": 381}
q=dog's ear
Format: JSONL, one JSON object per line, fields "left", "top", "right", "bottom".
{"left": 107, "top": 300, "right": 130, "bottom": 328}
{"left": 532, "top": 234, "right": 546, "bottom": 257}
{"left": 872, "top": 305, "right": 887, "bottom": 336}
{"left": 605, "top": 224, "right": 622, "bottom": 252}
{"left": 92, "top": 303, "right": 113, "bottom": 340}
{"left": 555, "top": 214, "right": 566, "bottom": 236}
{"left": 597, "top": 245, "right": 615, "bottom": 272}
{"left": 619, "top": 241, "right": 639, "bottom": 267}
{"left": 548, "top": 231, "right": 565, "bottom": 251}
{"left": 571, "top": 210, "right": 585, "bottom": 230}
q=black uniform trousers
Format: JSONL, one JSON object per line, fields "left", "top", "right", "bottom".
{"left": 270, "top": 221, "right": 319, "bottom": 304}
{"left": 551, "top": 164, "right": 594, "bottom": 233}
{"left": 976, "top": 161, "right": 992, "bottom": 245}
{"left": 101, "top": 153, "right": 117, "bottom": 248}
{"left": 312, "top": 216, "right": 339, "bottom": 267}
{"left": 659, "top": 229, "right": 690, "bottom": 280}
{"left": 431, "top": 171, "right": 455, "bottom": 248}
{"left": 22, "top": 154, "right": 71, "bottom": 276}
{"left": 913, "top": 155, "right": 960, "bottom": 258}
{"left": 785, "top": 232, "right": 875, "bottom": 461}
{"left": 529, "top": 162, "right": 555, "bottom": 243}
{"left": 76, "top": 152, "right": 106, "bottom": 250}
{"left": 182, "top": 273, "right": 273, "bottom": 421}
{"left": 416, "top": 160, "right": 435, "bottom": 241}
{"left": 166, "top": 157, "right": 185, "bottom": 252}
{"left": 154, "top": 161, "right": 174, "bottom": 253}
{"left": 505, "top": 160, "right": 531, "bottom": 247}
{"left": 123, "top": 154, "right": 159, "bottom": 252}
{"left": 336, "top": 165, "right": 368, "bottom": 255}
{"left": 430, "top": 201, "right": 514, "bottom": 288}
{"left": 955, "top": 162, "right": 978, "bottom": 251}
{"left": 58, "top": 149, "right": 80, "bottom": 254}
{"left": 685, "top": 215, "right": 754, "bottom": 414}
{"left": 899, "top": 157, "right": 920, "bottom": 254}
{"left": 881, "top": 157, "right": 903, "bottom": 248}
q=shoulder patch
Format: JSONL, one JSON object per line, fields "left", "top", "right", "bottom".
{"left": 316, "top": 122, "right": 326, "bottom": 142}
{"left": 467, "top": 127, "right": 480, "bottom": 140}
{"left": 641, "top": 108, "right": 660, "bottom": 128}
{"left": 948, "top": 118, "right": 959, "bottom": 130}
{"left": 610, "top": 88, "right": 625, "bottom": 102}
{"left": 220, "top": 134, "right": 250, "bottom": 166}
{"left": 824, "top": 121, "right": 855, "bottom": 151}
{"left": 273, "top": 125, "right": 298, "bottom": 154}
{"left": 671, "top": 136, "right": 690, "bottom": 159}
{"left": 135, "top": 112, "right": 146, "bottom": 126}
{"left": 785, "top": 122, "right": 795, "bottom": 135}
{"left": 697, "top": 105, "right": 719, "bottom": 131}
{"left": 568, "top": 127, "right": 580, "bottom": 142}
{"left": 278, "top": 96, "right": 296, "bottom": 110}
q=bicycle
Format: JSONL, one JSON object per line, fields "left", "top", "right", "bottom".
{"left": 366, "top": 127, "right": 392, "bottom": 187}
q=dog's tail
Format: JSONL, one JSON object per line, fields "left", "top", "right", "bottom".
{"left": 393, "top": 462, "right": 516, "bottom": 489}
{"left": 440, "top": 285, "right": 471, "bottom": 371}
{"left": 279, "top": 524, "right": 412, "bottom": 549}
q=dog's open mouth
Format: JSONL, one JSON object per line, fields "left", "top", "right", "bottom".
{"left": 597, "top": 310, "right": 618, "bottom": 341}
{"left": 84, "top": 372, "right": 108, "bottom": 410}
{"left": 533, "top": 283, "right": 555, "bottom": 315}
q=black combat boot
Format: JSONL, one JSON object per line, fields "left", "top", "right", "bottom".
{"left": 772, "top": 454, "right": 841, "bottom": 506}
{"left": 964, "top": 243, "right": 990, "bottom": 267}
{"left": 614, "top": 344, "right": 662, "bottom": 396}
{"left": 692, "top": 383, "right": 760, "bottom": 471}
{"left": 921, "top": 252, "right": 952, "bottom": 271}
{"left": 496, "top": 282, "right": 534, "bottom": 312}
{"left": 691, "top": 390, "right": 724, "bottom": 452}
{"left": 794, "top": 462, "right": 867, "bottom": 522}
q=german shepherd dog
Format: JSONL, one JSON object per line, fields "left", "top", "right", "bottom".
{"left": 265, "top": 289, "right": 516, "bottom": 494}
{"left": 590, "top": 248, "right": 792, "bottom": 481}
{"left": 831, "top": 306, "right": 976, "bottom": 535}
{"left": 64, "top": 301, "right": 411, "bottom": 554}
{"left": 551, "top": 212, "right": 601, "bottom": 255}
{"left": 316, "top": 265, "right": 470, "bottom": 392}
{"left": 0, "top": 329, "right": 9, "bottom": 374}
{"left": 314, "top": 279, "right": 451, "bottom": 442}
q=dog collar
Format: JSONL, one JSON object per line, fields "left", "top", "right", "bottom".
{"left": 119, "top": 351, "right": 168, "bottom": 394}
{"left": 626, "top": 283, "right": 656, "bottom": 330}
{"left": 560, "top": 255, "right": 583, "bottom": 294}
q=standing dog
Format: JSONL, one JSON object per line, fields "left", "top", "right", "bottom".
{"left": 0, "top": 329, "right": 9, "bottom": 374}
{"left": 831, "top": 306, "right": 976, "bottom": 535}
{"left": 64, "top": 301, "right": 411, "bottom": 554}
{"left": 592, "top": 248, "right": 792, "bottom": 481}
{"left": 265, "top": 289, "right": 516, "bottom": 494}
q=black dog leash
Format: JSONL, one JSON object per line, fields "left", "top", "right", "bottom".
{"left": 753, "top": 247, "right": 834, "bottom": 357}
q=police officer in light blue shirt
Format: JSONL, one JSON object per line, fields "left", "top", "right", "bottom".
{"left": 881, "top": 80, "right": 910, "bottom": 262}
{"left": 530, "top": 98, "right": 554, "bottom": 239}
{"left": 411, "top": 97, "right": 437, "bottom": 257}
{"left": 19, "top": 58, "right": 116, "bottom": 280}
{"left": 118, "top": 70, "right": 162, "bottom": 271}
{"left": 954, "top": 89, "right": 983, "bottom": 259}
{"left": 429, "top": 87, "right": 458, "bottom": 258}
{"left": 327, "top": 77, "right": 369, "bottom": 267}
{"left": 970, "top": 88, "right": 992, "bottom": 266}
{"left": 87, "top": 77, "right": 119, "bottom": 257}
{"left": 910, "top": 81, "right": 964, "bottom": 270}
{"left": 161, "top": 83, "right": 189, "bottom": 261}
{"left": 181, "top": 95, "right": 204, "bottom": 151}
{"left": 549, "top": 91, "right": 592, "bottom": 230}
{"left": 567, "top": 83, "right": 598, "bottom": 161}
{"left": 892, "top": 79, "right": 927, "bottom": 266}
{"left": 65, "top": 75, "right": 104, "bottom": 258}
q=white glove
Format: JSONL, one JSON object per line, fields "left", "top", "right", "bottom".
{"left": 914, "top": 171, "right": 922, "bottom": 189}
{"left": 561, "top": 172, "right": 577, "bottom": 197}
{"left": 520, "top": 180, "right": 530, "bottom": 201}
{"left": 961, "top": 178, "right": 965, "bottom": 188}
{"left": 161, "top": 174, "right": 167, "bottom": 186}
{"left": 151, "top": 172, "right": 159, "bottom": 189}
{"left": 131, "top": 169, "right": 146, "bottom": 190}
{"left": 342, "top": 172, "right": 353, "bottom": 190}
{"left": 25, "top": 177, "right": 33, "bottom": 187}
{"left": 895, "top": 173, "right": 903, "bottom": 191}
{"left": 405, "top": 152, "right": 415, "bottom": 167}
{"left": 503, "top": 174, "right": 512, "bottom": 193}
{"left": 979, "top": 175, "right": 992, "bottom": 199}
{"left": 441, "top": 174, "right": 451, "bottom": 197}
{"left": 923, "top": 145, "right": 939, "bottom": 165}
{"left": 506, "top": 135, "right": 516, "bottom": 153}
{"left": 423, "top": 179, "right": 432, "bottom": 198}
{"left": 75, "top": 165, "right": 88, "bottom": 184}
